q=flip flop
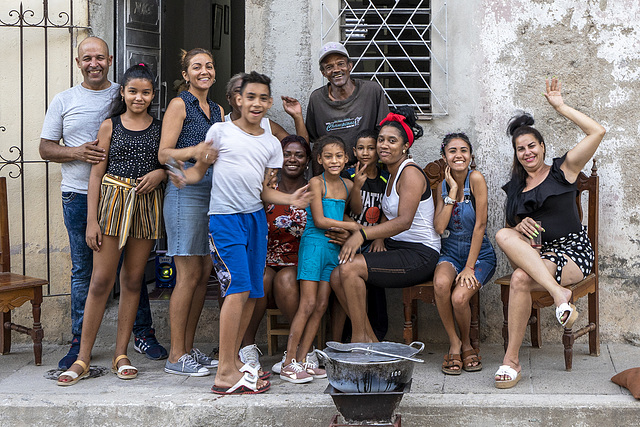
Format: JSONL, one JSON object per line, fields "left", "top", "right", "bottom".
{"left": 462, "top": 349, "right": 482, "bottom": 372}
{"left": 556, "top": 302, "right": 579, "bottom": 328}
{"left": 112, "top": 354, "right": 138, "bottom": 380}
{"left": 494, "top": 364, "right": 521, "bottom": 389}
{"left": 211, "top": 371, "right": 271, "bottom": 395}
{"left": 259, "top": 370, "right": 272, "bottom": 380}
{"left": 57, "top": 359, "right": 90, "bottom": 386}
{"left": 441, "top": 354, "right": 462, "bottom": 375}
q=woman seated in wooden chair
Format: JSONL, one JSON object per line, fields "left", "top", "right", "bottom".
{"left": 494, "top": 77, "right": 606, "bottom": 389}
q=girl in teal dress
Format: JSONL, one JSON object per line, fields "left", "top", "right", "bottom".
{"left": 279, "top": 135, "right": 361, "bottom": 384}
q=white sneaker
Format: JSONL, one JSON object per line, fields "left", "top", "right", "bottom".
{"left": 272, "top": 352, "right": 286, "bottom": 374}
{"left": 238, "top": 344, "right": 262, "bottom": 371}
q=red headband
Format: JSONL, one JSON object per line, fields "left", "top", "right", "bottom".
{"left": 379, "top": 112, "right": 414, "bottom": 147}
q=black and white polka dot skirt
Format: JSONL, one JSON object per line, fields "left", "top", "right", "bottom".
{"left": 540, "top": 226, "right": 594, "bottom": 284}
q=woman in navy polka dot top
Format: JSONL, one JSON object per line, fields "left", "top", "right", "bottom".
{"left": 157, "top": 48, "right": 224, "bottom": 375}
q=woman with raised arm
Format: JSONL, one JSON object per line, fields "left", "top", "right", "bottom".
{"left": 330, "top": 106, "right": 441, "bottom": 343}
{"left": 494, "top": 77, "right": 605, "bottom": 389}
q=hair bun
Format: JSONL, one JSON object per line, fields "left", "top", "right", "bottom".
{"left": 507, "top": 112, "right": 535, "bottom": 136}
{"left": 389, "top": 105, "right": 424, "bottom": 140}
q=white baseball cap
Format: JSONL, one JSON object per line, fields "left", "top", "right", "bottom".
{"left": 319, "top": 42, "right": 349, "bottom": 64}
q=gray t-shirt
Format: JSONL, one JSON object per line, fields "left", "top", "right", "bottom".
{"left": 306, "top": 79, "right": 389, "bottom": 163}
{"left": 40, "top": 82, "right": 120, "bottom": 193}
{"left": 205, "top": 121, "right": 283, "bottom": 215}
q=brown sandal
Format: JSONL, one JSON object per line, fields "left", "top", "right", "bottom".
{"left": 441, "top": 354, "right": 462, "bottom": 375}
{"left": 462, "top": 349, "right": 482, "bottom": 372}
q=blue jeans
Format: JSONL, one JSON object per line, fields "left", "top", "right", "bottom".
{"left": 62, "top": 192, "right": 153, "bottom": 338}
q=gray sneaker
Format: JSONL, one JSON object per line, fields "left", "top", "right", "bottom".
{"left": 164, "top": 354, "right": 210, "bottom": 376}
{"left": 307, "top": 349, "right": 321, "bottom": 367}
{"left": 191, "top": 348, "right": 218, "bottom": 368}
{"left": 239, "top": 344, "right": 262, "bottom": 371}
{"left": 272, "top": 351, "right": 286, "bottom": 374}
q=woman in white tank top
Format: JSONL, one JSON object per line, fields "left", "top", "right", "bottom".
{"left": 329, "top": 107, "right": 440, "bottom": 343}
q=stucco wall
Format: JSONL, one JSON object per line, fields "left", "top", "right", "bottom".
{"left": 246, "top": 0, "right": 640, "bottom": 345}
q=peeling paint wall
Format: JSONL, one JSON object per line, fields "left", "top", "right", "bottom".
{"left": 247, "top": 0, "right": 640, "bottom": 344}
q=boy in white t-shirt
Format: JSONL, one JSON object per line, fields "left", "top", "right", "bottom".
{"left": 177, "top": 72, "right": 310, "bottom": 394}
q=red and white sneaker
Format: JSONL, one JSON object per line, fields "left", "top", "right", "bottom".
{"left": 302, "top": 358, "right": 326, "bottom": 379}
{"left": 279, "top": 359, "right": 313, "bottom": 384}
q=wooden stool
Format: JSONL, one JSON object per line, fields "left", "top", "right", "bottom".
{"left": 0, "top": 177, "right": 48, "bottom": 365}
{"left": 266, "top": 308, "right": 326, "bottom": 356}
{"left": 0, "top": 274, "right": 47, "bottom": 365}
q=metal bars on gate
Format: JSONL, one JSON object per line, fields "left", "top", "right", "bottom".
{"left": 321, "top": 0, "right": 448, "bottom": 117}
{"left": 0, "top": 1, "right": 90, "bottom": 296}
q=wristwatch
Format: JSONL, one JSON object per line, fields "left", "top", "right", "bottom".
{"left": 444, "top": 196, "right": 456, "bottom": 205}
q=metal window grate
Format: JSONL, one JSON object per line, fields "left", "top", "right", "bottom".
{"left": 322, "top": 0, "right": 448, "bottom": 117}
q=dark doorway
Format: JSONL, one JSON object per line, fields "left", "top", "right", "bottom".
{"left": 160, "top": 0, "right": 244, "bottom": 114}
{"left": 115, "top": 0, "right": 245, "bottom": 117}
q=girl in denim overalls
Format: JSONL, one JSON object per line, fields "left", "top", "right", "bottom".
{"left": 433, "top": 133, "right": 496, "bottom": 376}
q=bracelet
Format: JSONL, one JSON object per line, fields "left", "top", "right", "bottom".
{"left": 466, "top": 265, "right": 475, "bottom": 271}
{"left": 359, "top": 228, "right": 368, "bottom": 240}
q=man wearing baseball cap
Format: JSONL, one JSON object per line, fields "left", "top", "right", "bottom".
{"left": 306, "top": 42, "right": 389, "bottom": 169}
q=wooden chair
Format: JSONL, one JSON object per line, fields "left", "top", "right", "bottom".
{"left": 494, "top": 161, "right": 599, "bottom": 371}
{"left": 402, "top": 158, "right": 480, "bottom": 349}
{"left": 266, "top": 307, "right": 326, "bottom": 356}
{"left": 0, "top": 177, "right": 48, "bottom": 365}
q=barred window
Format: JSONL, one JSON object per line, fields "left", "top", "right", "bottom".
{"left": 322, "top": 0, "right": 448, "bottom": 117}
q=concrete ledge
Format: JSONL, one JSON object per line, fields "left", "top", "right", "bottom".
{"left": 1, "top": 392, "right": 639, "bottom": 426}
{"left": 1, "top": 342, "right": 638, "bottom": 426}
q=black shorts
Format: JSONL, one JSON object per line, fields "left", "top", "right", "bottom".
{"left": 362, "top": 238, "right": 439, "bottom": 288}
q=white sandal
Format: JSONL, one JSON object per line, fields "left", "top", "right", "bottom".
{"left": 494, "top": 364, "right": 521, "bottom": 389}
{"left": 240, "top": 363, "right": 259, "bottom": 377}
{"left": 112, "top": 354, "right": 138, "bottom": 380}
{"left": 556, "top": 302, "right": 579, "bottom": 328}
{"left": 57, "top": 360, "right": 90, "bottom": 386}
{"left": 211, "top": 371, "right": 270, "bottom": 394}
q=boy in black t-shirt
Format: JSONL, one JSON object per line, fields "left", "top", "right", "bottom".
{"left": 335, "top": 130, "right": 389, "bottom": 341}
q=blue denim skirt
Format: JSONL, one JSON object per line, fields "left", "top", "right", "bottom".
{"left": 163, "top": 164, "right": 212, "bottom": 256}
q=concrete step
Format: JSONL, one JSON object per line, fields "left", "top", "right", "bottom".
{"left": 1, "top": 342, "right": 638, "bottom": 426}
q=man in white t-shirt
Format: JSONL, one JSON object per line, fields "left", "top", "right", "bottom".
{"left": 39, "top": 36, "right": 166, "bottom": 370}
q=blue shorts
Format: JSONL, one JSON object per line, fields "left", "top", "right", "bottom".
{"left": 438, "top": 234, "right": 496, "bottom": 286}
{"left": 297, "top": 235, "right": 340, "bottom": 282}
{"left": 208, "top": 210, "right": 267, "bottom": 298}
{"left": 164, "top": 164, "right": 212, "bottom": 257}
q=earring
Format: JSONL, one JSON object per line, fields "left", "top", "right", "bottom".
{"left": 403, "top": 149, "right": 406, "bottom": 154}
{"left": 121, "top": 95, "right": 124, "bottom": 101}
{"left": 212, "top": 78, "right": 217, "bottom": 84}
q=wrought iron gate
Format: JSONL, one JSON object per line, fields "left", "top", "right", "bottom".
{"left": 0, "top": 1, "right": 90, "bottom": 296}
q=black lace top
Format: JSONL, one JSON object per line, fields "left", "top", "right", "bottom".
{"left": 106, "top": 115, "right": 162, "bottom": 179}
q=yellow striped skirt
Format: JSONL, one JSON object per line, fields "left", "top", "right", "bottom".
{"left": 98, "top": 174, "right": 165, "bottom": 248}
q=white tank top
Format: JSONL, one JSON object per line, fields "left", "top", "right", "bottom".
{"left": 224, "top": 113, "right": 272, "bottom": 134}
{"left": 382, "top": 159, "right": 441, "bottom": 252}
